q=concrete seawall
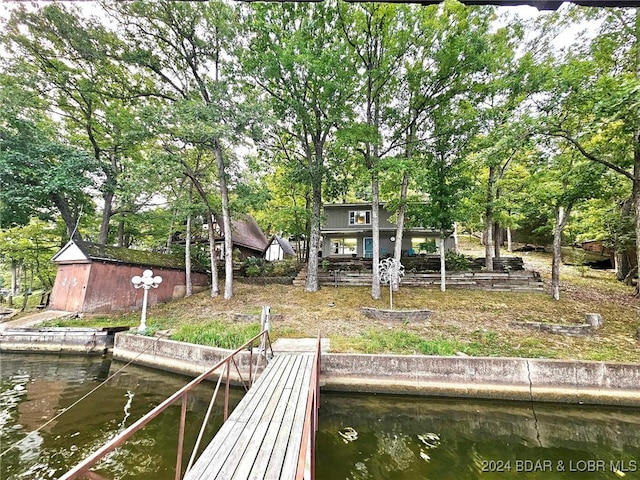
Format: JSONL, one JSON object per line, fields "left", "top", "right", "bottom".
{"left": 0, "top": 327, "right": 127, "bottom": 354}
{"left": 113, "top": 334, "right": 640, "bottom": 407}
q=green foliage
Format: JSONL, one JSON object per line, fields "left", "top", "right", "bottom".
{"left": 360, "top": 328, "right": 460, "bottom": 356}
{"left": 170, "top": 321, "right": 261, "bottom": 349}
{"left": 241, "top": 257, "right": 299, "bottom": 277}
{"left": 444, "top": 251, "right": 471, "bottom": 272}
{"left": 242, "top": 257, "right": 270, "bottom": 277}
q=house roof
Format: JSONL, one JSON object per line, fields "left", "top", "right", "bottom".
{"left": 265, "top": 235, "right": 296, "bottom": 256}
{"left": 215, "top": 214, "right": 268, "bottom": 253}
{"left": 52, "top": 240, "right": 202, "bottom": 271}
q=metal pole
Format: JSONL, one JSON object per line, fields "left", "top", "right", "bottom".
{"left": 139, "top": 287, "right": 149, "bottom": 332}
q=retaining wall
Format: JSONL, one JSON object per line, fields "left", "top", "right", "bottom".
{"left": 319, "top": 270, "right": 544, "bottom": 292}
{"left": 113, "top": 334, "right": 640, "bottom": 407}
{"left": 0, "top": 327, "right": 125, "bottom": 354}
{"left": 113, "top": 333, "right": 263, "bottom": 382}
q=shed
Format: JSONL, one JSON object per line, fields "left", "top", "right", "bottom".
{"left": 50, "top": 240, "right": 210, "bottom": 314}
{"left": 264, "top": 235, "right": 296, "bottom": 261}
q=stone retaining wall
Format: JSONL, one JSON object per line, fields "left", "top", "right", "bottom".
{"left": 319, "top": 271, "right": 544, "bottom": 292}
{"left": 360, "top": 307, "right": 432, "bottom": 322}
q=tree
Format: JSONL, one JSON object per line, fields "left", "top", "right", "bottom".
{"left": 243, "top": 1, "right": 358, "bottom": 292}
{"left": 0, "top": 79, "right": 94, "bottom": 240}
{"left": 2, "top": 4, "right": 151, "bottom": 245}
{"left": 525, "top": 146, "right": 609, "bottom": 300}
{"left": 536, "top": 6, "right": 640, "bottom": 294}
{"left": 414, "top": 102, "right": 475, "bottom": 292}
{"left": 110, "top": 0, "right": 256, "bottom": 299}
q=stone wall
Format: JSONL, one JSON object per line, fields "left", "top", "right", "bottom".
{"left": 319, "top": 270, "right": 544, "bottom": 292}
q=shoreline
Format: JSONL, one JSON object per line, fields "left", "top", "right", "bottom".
{"left": 113, "top": 333, "right": 640, "bottom": 407}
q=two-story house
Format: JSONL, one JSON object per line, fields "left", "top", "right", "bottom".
{"left": 320, "top": 203, "right": 454, "bottom": 259}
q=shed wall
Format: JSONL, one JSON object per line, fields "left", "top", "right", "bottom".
{"left": 82, "top": 263, "right": 210, "bottom": 313}
{"left": 50, "top": 263, "right": 91, "bottom": 312}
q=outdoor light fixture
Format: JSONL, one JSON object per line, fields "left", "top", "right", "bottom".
{"left": 131, "top": 269, "right": 163, "bottom": 332}
{"left": 390, "top": 236, "right": 396, "bottom": 242}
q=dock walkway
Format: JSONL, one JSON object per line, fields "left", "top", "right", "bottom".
{"left": 184, "top": 353, "right": 314, "bottom": 480}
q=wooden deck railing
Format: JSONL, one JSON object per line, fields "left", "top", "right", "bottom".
{"left": 59, "top": 329, "right": 273, "bottom": 480}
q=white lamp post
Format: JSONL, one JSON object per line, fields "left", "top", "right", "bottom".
{"left": 131, "top": 269, "right": 163, "bottom": 332}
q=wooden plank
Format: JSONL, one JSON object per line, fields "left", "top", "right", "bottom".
{"left": 230, "top": 355, "right": 305, "bottom": 479}
{"left": 215, "top": 355, "right": 301, "bottom": 479}
{"left": 279, "top": 355, "right": 314, "bottom": 480}
{"left": 185, "top": 353, "right": 316, "bottom": 480}
{"left": 244, "top": 355, "right": 308, "bottom": 479}
{"left": 263, "top": 354, "right": 313, "bottom": 480}
{"left": 184, "top": 355, "right": 292, "bottom": 480}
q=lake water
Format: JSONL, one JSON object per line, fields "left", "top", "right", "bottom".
{"left": 2, "top": 353, "right": 640, "bottom": 479}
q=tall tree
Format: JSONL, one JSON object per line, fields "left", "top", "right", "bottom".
{"left": 537, "top": 6, "right": 640, "bottom": 294}
{"left": 2, "top": 4, "right": 150, "bottom": 245}
{"left": 243, "top": 1, "right": 358, "bottom": 292}
{"left": 109, "top": 0, "right": 254, "bottom": 299}
{"left": 0, "top": 79, "right": 94, "bottom": 240}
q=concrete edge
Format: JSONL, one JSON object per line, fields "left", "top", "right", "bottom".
{"left": 111, "top": 334, "right": 640, "bottom": 407}
{"left": 0, "top": 328, "right": 114, "bottom": 354}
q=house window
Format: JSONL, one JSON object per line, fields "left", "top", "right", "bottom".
{"left": 349, "top": 210, "right": 371, "bottom": 225}
{"left": 331, "top": 238, "right": 357, "bottom": 255}
{"left": 411, "top": 237, "right": 437, "bottom": 254}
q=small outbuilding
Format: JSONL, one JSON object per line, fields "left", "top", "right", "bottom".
{"left": 263, "top": 235, "right": 296, "bottom": 261}
{"left": 50, "top": 240, "right": 209, "bottom": 314}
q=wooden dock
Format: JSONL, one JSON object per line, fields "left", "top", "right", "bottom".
{"left": 184, "top": 353, "right": 315, "bottom": 480}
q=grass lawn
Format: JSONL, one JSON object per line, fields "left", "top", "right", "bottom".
{"left": 41, "top": 237, "right": 640, "bottom": 362}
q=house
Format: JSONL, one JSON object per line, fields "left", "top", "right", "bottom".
{"left": 264, "top": 235, "right": 296, "bottom": 261}
{"left": 212, "top": 214, "right": 269, "bottom": 260}
{"left": 50, "top": 240, "right": 209, "bottom": 314}
{"left": 173, "top": 214, "right": 269, "bottom": 260}
{"left": 320, "top": 203, "right": 454, "bottom": 259}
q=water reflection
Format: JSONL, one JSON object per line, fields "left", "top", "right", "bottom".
{"left": 4, "top": 354, "right": 640, "bottom": 480}
{"left": 317, "top": 392, "right": 640, "bottom": 480}
{"left": 0, "top": 353, "right": 242, "bottom": 480}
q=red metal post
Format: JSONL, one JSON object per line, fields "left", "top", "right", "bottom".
{"left": 175, "top": 393, "right": 188, "bottom": 480}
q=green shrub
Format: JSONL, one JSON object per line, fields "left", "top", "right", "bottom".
{"left": 242, "top": 256, "right": 270, "bottom": 277}
{"left": 444, "top": 251, "right": 471, "bottom": 271}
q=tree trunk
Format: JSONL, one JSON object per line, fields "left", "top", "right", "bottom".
{"left": 206, "top": 212, "right": 220, "bottom": 297}
{"left": 453, "top": 222, "right": 459, "bottom": 254}
{"left": 615, "top": 199, "right": 633, "bottom": 281}
{"left": 305, "top": 183, "right": 322, "bottom": 292}
{"left": 393, "top": 172, "right": 409, "bottom": 262}
{"left": 214, "top": 140, "right": 234, "bottom": 300}
{"left": 98, "top": 189, "right": 114, "bottom": 246}
{"left": 52, "top": 194, "right": 81, "bottom": 242}
{"left": 552, "top": 205, "right": 572, "bottom": 301}
{"left": 507, "top": 226, "right": 513, "bottom": 253}
{"left": 185, "top": 190, "right": 193, "bottom": 297}
{"left": 371, "top": 172, "right": 381, "bottom": 300}
{"left": 485, "top": 165, "right": 496, "bottom": 271}
{"left": 10, "top": 259, "right": 20, "bottom": 296}
{"left": 440, "top": 235, "right": 446, "bottom": 292}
